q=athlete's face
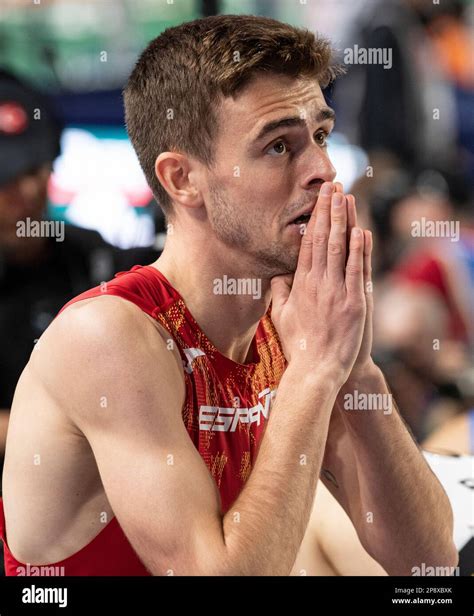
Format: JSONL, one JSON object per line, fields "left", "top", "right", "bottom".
{"left": 205, "top": 73, "right": 337, "bottom": 276}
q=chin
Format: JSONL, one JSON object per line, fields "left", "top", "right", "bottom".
{"left": 249, "top": 230, "right": 299, "bottom": 277}
{"left": 251, "top": 253, "right": 294, "bottom": 278}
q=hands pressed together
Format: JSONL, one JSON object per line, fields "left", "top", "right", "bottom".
{"left": 271, "top": 182, "right": 375, "bottom": 387}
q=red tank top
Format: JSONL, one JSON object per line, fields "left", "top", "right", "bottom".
{"left": 0, "top": 264, "right": 287, "bottom": 575}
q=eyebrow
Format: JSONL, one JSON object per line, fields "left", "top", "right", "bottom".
{"left": 252, "top": 106, "right": 336, "bottom": 145}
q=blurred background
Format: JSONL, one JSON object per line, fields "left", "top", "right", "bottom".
{"left": 0, "top": 0, "right": 473, "bottom": 573}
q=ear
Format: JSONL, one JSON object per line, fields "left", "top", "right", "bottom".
{"left": 155, "top": 152, "right": 203, "bottom": 209}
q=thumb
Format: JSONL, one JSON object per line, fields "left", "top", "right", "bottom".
{"left": 270, "top": 274, "right": 293, "bottom": 314}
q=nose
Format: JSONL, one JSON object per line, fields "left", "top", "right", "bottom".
{"left": 301, "top": 149, "right": 337, "bottom": 191}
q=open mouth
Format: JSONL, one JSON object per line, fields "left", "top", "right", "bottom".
{"left": 290, "top": 213, "right": 312, "bottom": 225}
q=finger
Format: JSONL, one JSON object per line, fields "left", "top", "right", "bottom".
{"left": 327, "top": 193, "right": 347, "bottom": 283}
{"left": 346, "top": 194, "right": 357, "bottom": 264}
{"left": 334, "top": 182, "right": 344, "bottom": 194}
{"left": 345, "top": 227, "right": 364, "bottom": 296}
{"left": 295, "top": 181, "right": 334, "bottom": 274}
{"left": 347, "top": 194, "right": 357, "bottom": 230}
{"left": 310, "top": 182, "right": 334, "bottom": 273}
{"left": 363, "top": 229, "right": 373, "bottom": 302}
{"left": 363, "top": 230, "right": 374, "bottom": 348}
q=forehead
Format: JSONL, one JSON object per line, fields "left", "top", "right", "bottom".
{"left": 219, "top": 74, "right": 326, "bottom": 133}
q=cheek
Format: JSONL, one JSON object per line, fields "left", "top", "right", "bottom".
{"left": 211, "top": 164, "right": 289, "bottom": 224}
{"left": 241, "top": 166, "right": 283, "bottom": 198}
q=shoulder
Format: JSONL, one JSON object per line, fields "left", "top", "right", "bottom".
{"left": 30, "top": 295, "right": 185, "bottom": 421}
{"left": 47, "top": 294, "right": 156, "bottom": 356}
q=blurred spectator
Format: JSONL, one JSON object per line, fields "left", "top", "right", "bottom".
{"left": 333, "top": 0, "right": 472, "bottom": 178}
{"left": 427, "top": 2, "right": 474, "bottom": 90}
{"left": 378, "top": 169, "right": 474, "bottom": 344}
{"left": 0, "top": 70, "right": 160, "bottom": 486}
{"left": 423, "top": 0, "right": 474, "bottom": 186}
{"left": 361, "top": 163, "right": 474, "bottom": 439}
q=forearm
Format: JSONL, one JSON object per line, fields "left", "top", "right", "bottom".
{"left": 339, "top": 366, "right": 457, "bottom": 574}
{"left": 321, "top": 401, "right": 364, "bottom": 522}
{"left": 221, "top": 362, "right": 341, "bottom": 576}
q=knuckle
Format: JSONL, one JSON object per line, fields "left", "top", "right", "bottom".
{"left": 327, "top": 241, "right": 343, "bottom": 255}
{"left": 304, "top": 274, "right": 319, "bottom": 295}
{"left": 300, "top": 236, "right": 313, "bottom": 249}
{"left": 313, "top": 232, "right": 328, "bottom": 246}
{"left": 346, "top": 264, "right": 362, "bottom": 276}
{"left": 347, "top": 299, "right": 365, "bottom": 316}
{"left": 308, "top": 280, "right": 319, "bottom": 296}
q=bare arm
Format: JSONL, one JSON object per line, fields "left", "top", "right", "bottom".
{"left": 35, "top": 297, "right": 341, "bottom": 576}
{"left": 35, "top": 182, "right": 368, "bottom": 576}
{"left": 322, "top": 370, "right": 458, "bottom": 575}
{"left": 309, "top": 480, "right": 388, "bottom": 576}
{"left": 317, "top": 190, "right": 457, "bottom": 574}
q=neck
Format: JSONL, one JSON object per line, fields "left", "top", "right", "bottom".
{"left": 151, "top": 229, "right": 272, "bottom": 365}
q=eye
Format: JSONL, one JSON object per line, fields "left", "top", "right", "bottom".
{"left": 315, "top": 130, "right": 329, "bottom": 147}
{"left": 267, "top": 140, "right": 289, "bottom": 156}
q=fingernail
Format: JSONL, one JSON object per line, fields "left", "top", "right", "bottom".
{"left": 320, "top": 183, "right": 333, "bottom": 196}
{"left": 333, "top": 193, "right": 343, "bottom": 206}
{"left": 353, "top": 227, "right": 361, "bottom": 237}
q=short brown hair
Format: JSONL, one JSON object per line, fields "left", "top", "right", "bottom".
{"left": 124, "top": 14, "right": 340, "bottom": 218}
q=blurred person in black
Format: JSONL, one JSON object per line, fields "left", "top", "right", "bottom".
{"left": 333, "top": 0, "right": 471, "bottom": 179}
{"left": 0, "top": 70, "right": 160, "bottom": 493}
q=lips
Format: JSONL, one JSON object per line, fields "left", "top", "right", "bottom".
{"left": 288, "top": 204, "right": 316, "bottom": 225}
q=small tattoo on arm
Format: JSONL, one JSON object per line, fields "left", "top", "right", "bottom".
{"left": 321, "top": 468, "right": 339, "bottom": 488}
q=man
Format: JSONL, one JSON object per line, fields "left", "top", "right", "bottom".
{"left": 0, "top": 70, "right": 160, "bottom": 483}
{"left": 0, "top": 15, "right": 457, "bottom": 576}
